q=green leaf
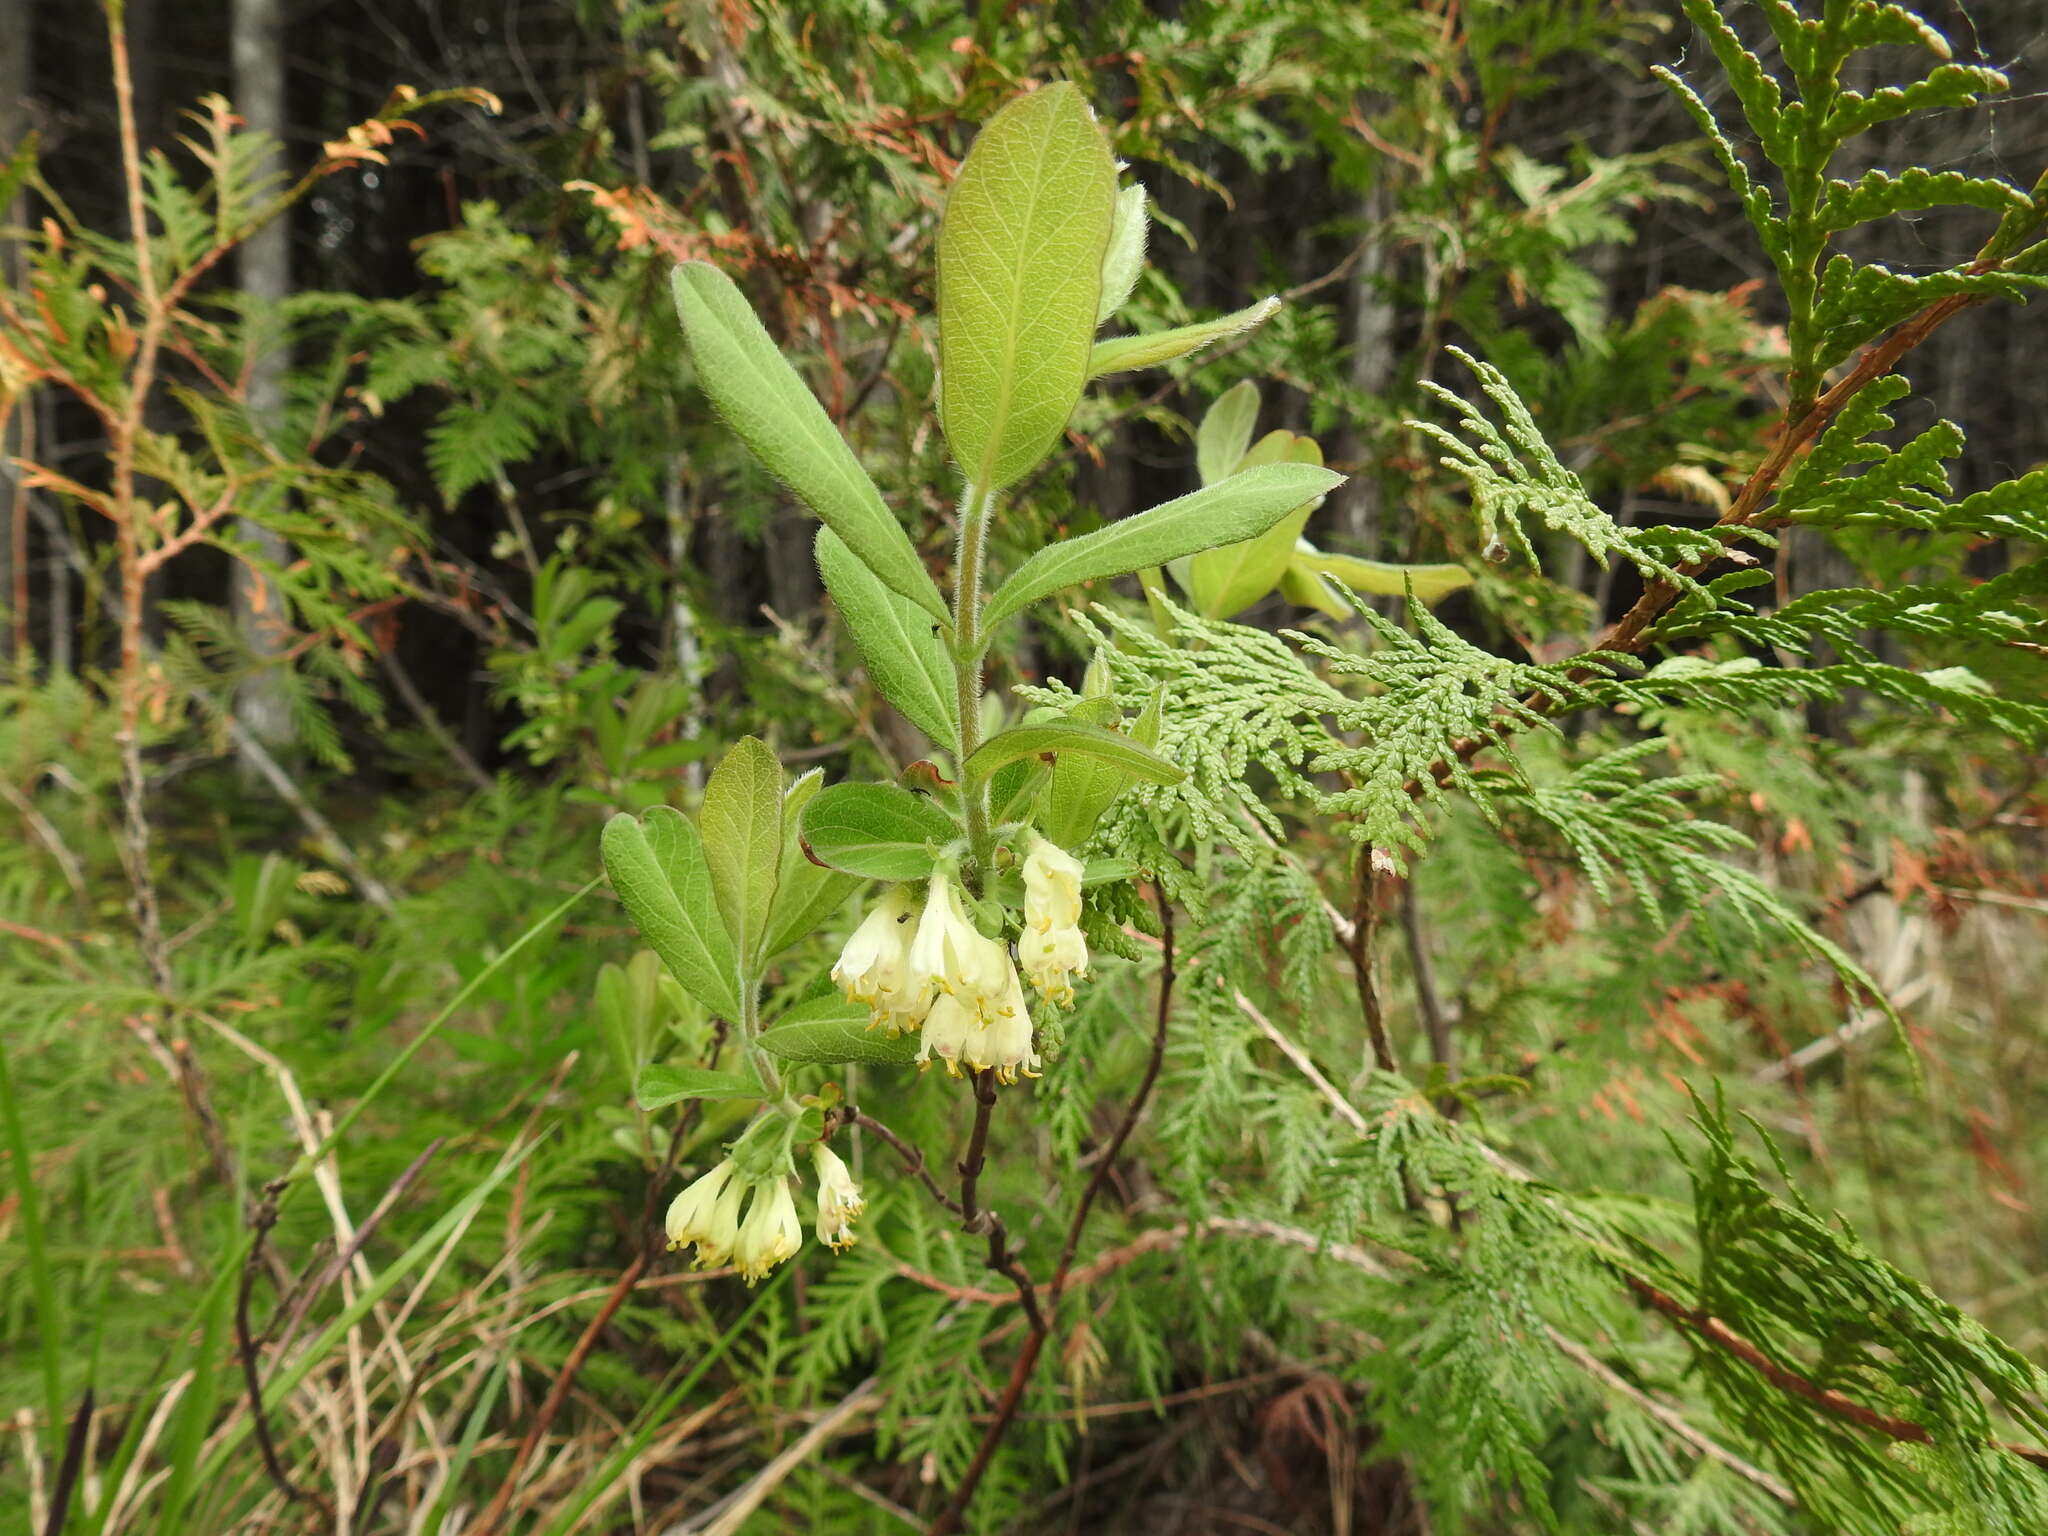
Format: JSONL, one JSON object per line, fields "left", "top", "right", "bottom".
{"left": 635, "top": 1064, "right": 761, "bottom": 1111}
{"left": 601, "top": 809, "right": 742, "bottom": 1019}
{"left": 1195, "top": 379, "right": 1261, "bottom": 485}
{"left": 816, "top": 527, "right": 959, "bottom": 753}
{"left": 1036, "top": 700, "right": 1141, "bottom": 847}
{"left": 1281, "top": 548, "right": 1474, "bottom": 615}
{"left": 799, "top": 781, "right": 958, "bottom": 881}
{"left": 1186, "top": 433, "right": 1325, "bottom": 617}
{"left": 1088, "top": 297, "right": 1281, "bottom": 379}
{"left": 700, "top": 736, "right": 784, "bottom": 970}
{"left": 937, "top": 82, "right": 1118, "bottom": 493}
{"left": 984, "top": 462, "right": 1345, "bottom": 629}
{"left": 1097, "top": 182, "right": 1148, "bottom": 324}
{"left": 963, "top": 720, "right": 1183, "bottom": 786}
{"left": 756, "top": 997, "right": 923, "bottom": 1066}
{"left": 670, "top": 262, "right": 946, "bottom": 619}
{"left": 1187, "top": 501, "right": 1315, "bottom": 617}
{"left": 762, "top": 768, "right": 860, "bottom": 960}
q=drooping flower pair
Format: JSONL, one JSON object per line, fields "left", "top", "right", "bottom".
{"left": 830, "top": 834, "right": 1090, "bottom": 1083}
{"left": 665, "top": 1144, "right": 864, "bottom": 1282}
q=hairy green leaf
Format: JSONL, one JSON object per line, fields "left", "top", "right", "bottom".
{"left": 635, "top": 1064, "right": 761, "bottom": 1110}
{"left": 601, "top": 809, "right": 742, "bottom": 1019}
{"left": 937, "top": 82, "right": 1117, "bottom": 493}
{"left": 762, "top": 768, "right": 860, "bottom": 960}
{"left": 670, "top": 262, "right": 946, "bottom": 618}
{"left": 799, "top": 781, "right": 958, "bottom": 881}
{"left": 816, "top": 527, "right": 960, "bottom": 753}
{"left": 699, "top": 736, "right": 784, "bottom": 969}
{"left": 1186, "top": 431, "right": 1324, "bottom": 617}
{"left": 1088, "top": 296, "right": 1280, "bottom": 378}
{"left": 984, "top": 463, "right": 1345, "bottom": 629}
{"left": 963, "top": 720, "right": 1183, "bottom": 786}
{"left": 757, "top": 998, "right": 922, "bottom": 1066}
{"left": 1195, "top": 379, "right": 1261, "bottom": 486}
{"left": 1097, "top": 181, "right": 1149, "bottom": 325}
{"left": 1280, "top": 549, "right": 1474, "bottom": 614}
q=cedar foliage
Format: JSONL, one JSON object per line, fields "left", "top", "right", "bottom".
{"left": 1, "top": 2, "right": 2045, "bottom": 1533}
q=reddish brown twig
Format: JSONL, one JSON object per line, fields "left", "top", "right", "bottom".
{"left": 1624, "top": 1274, "right": 2048, "bottom": 1472}
{"left": 470, "top": 1252, "right": 648, "bottom": 1536}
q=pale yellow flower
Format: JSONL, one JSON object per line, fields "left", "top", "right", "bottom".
{"left": 832, "top": 886, "right": 930, "bottom": 1035}
{"left": 731, "top": 1178, "right": 803, "bottom": 1284}
{"left": 1020, "top": 835, "right": 1089, "bottom": 1006}
{"left": 669, "top": 1159, "right": 748, "bottom": 1270}
{"left": 915, "top": 989, "right": 984, "bottom": 1076}
{"left": 811, "top": 1145, "right": 865, "bottom": 1250}
{"left": 908, "top": 875, "right": 1009, "bottom": 1017}
{"left": 1023, "top": 835, "right": 1085, "bottom": 932}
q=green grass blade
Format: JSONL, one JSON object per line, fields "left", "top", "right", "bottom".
{"left": 0, "top": 1031, "right": 64, "bottom": 1444}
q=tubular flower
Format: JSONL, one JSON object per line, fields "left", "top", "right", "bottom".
{"left": 1020, "top": 835, "right": 1088, "bottom": 1006}
{"left": 1023, "top": 835, "right": 1085, "bottom": 930}
{"left": 1019, "top": 922, "right": 1088, "bottom": 1008}
{"left": 915, "top": 989, "right": 983, "bottom": 1076}
{"left": 731, "top": 1178, "right": 803, "bottom": 1284}
{"left": 908, "top": 875, "right": 1009, "bottom": 1018}
{"left": 832, "top": 886, "right": 928, "bottom": 1035}
{"left": 978, "top": 962, "right": 1041, "bottom": 1083}
{"left": 667, "top": 1159, "right": 747, "bottom": 1270}
{"left": 811, "top": 1145, "right": 865, "bottom": 1250}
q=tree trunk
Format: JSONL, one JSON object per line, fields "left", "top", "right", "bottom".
{"left": 230, "top": 0, "right": 295, "bottom": 755}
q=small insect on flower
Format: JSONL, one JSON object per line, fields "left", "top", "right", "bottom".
{"left": 731, "top": 1177, "right": 803, "bottom": 1284}
{"left": 1020, "top": 834, "right": 1089, "bottom": 1007}
{"left": 666, "top": 1159, "right": 746, "bottom": 1270}
{"left": 832, "top": 885, "right": 929, "bottom": 1036}
{"left": 812, "top": 1144, "right": 865, "bottom": 1250}
{"left": 908, "top": 874, "right": 1010, "bottom": 1018}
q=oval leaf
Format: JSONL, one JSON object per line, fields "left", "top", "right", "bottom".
{"left": 984, "top": 462, "right": 1345, "bottom": 629}
{"left": 1195, "top": 379, "right": 1261, "bottom": 486}
{"left": 670, "top": 262, "right": 946, "bottom": 619}
{"left": 938, "top": 83, "right": 1117, "bottom": 493}
{"left": 817, "top": 528, "right": 960, "bottom": 753}
{"left": 757, "top": 997, "right": 922, "bottom": 1066}
{"left": 700, "top": 737, "right": 784, "bottom": 970}
{"left": 600, "top": 809, "right": 742, "bottom": 1019}
{"left": 799, "top": 781, "right": 958, "bottom": 881}
{"left": 635, "top": 1064, "right": 761, "bottom": 1111}
{"left": 963, "top": 720, "right": 1182, "bottom": 786}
